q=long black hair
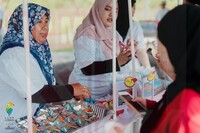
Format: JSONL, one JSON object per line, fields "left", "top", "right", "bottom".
{"left": 116, "top": 0, "right": 136, "bottom": 41}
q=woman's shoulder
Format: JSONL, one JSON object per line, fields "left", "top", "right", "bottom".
{"left": 0, "top": 47, "right": 30, "bottom": 73}
{"left": 154, "top": 89, "right": 200, "bottom": 132}
{"left": 74, "top": 35, "right": 98, "bottom": 43}
{"left": 74, "top": 25, "right": 99, "bottom": 44}
{"left": 79, "top": 25, "right": 96, "bottom": 33}
{"left": 176, "top": 89, "right": 200, "bottom": 131}
{"left": 75, "top": 25, "right": 98, "bottom": 41}
{"left": 181, "top": 89, "right": 200, "bottom": 106}
{"left": 0, "top": 47, "right": 35, "bottom": 63}
{"left": 180, "top": 89, "right": 200, "bottom": 100}
{"left": 1, "top": 47, "right": 25, "bottom": 57}
{"left": 170, "top": 88, "right": 200, "bottom": 113}
{"left": 132, "top": 20, "right": 142, "bottom": 29}
{"left": 74, "top": 36, "right": 100, "bottom": 49}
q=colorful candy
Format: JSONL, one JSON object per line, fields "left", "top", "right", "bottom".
{"left": 18, "top": 100, "right": 101, "bottom": 133}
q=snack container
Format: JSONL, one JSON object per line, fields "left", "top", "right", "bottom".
{"left": 15, "top": 101, "right": 114, "bottom": 133}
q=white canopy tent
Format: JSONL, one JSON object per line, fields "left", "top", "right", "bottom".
{"left": 20, "top": 0, "right": 183, "bottom": 132}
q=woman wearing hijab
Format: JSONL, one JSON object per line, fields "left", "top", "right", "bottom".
{"left": 0, "top": 3, "right": 90, "bottom": 132}
{"left": 131, "top": 4, "right": 200, "bottom": 132}
{"left": 69, "top": 0, "right": 133, "bottom": 99}
{"left": 117, "top": 0, "right": 151, "bottom": 70}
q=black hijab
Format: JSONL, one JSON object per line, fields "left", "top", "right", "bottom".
{"left": 116, "top": 0, "right": 136, "bottom": 41}
{"left": 141, "top": 4, "right": 200, "bottom": 132}
{"left": 187, "top": 0, "right": 200, "bottom": 5}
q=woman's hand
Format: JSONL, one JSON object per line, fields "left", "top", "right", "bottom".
{"left": 117, "top": 50, "right": 131, "bottom": 66}
{"left": 71, "top": 83, "right": 91, "bottom": 100}
{"left": 117, "top": 39, "right": 138, "bottom": 66}
{"left": 131, "top": 97, "right": 147, "bottom": 108}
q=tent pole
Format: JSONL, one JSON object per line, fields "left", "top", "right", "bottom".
{"left": 112, "top": 0, "right": 117, "bottom": 120}
{"left": 22, "top": 1, "right": 33, "bottom": 132}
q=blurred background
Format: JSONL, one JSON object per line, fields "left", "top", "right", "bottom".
{"left": 0, "top": 0, "right": 179, "bottom": 83}
{"left": 1, "top": 0, "right": 178, "bottom": 51}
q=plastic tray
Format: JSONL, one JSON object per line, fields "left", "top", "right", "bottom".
{"left": 15, "top": 101, "right": 114, "bottom": 133}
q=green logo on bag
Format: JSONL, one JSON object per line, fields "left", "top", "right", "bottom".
{"left": 6, "top": 102, "right": 15, "bottom": 116}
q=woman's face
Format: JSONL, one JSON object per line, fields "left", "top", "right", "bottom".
{"left": 32, "top": 15, "right": 49, "bottom": 44}
{"left": 157, "top": 40, "right": 176, "bottom": 80}
{"left": 100, "top": 1, "right": 118, "bottom": 27}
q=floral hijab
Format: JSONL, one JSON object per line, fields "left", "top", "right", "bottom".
{"left": 0, "top": 3, "right": 55, "bottom": 85}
